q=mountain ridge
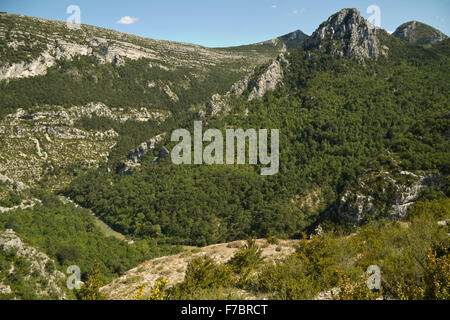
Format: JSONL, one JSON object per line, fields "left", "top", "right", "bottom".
{"left": 393, "top": 20, "right": 449, "bottom": 44}
{"left": 0, "top": 8, "right": 448, "bottom": 301}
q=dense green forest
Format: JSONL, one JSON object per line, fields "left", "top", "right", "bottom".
{"left": 0, "top": 191, "right": 180, "bottom": 288}
{"left": 66, "top": 40, "right": 449, "bottom": 246}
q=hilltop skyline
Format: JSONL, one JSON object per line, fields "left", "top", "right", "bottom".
{"left": 1, "top": 0, "right": 449, "bottom": 47}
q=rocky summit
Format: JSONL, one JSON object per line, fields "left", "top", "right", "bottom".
{"left": 305, "top": 8, "right": 390, "bottom": 60}
{"left": 393, "top": 21, "right": 449, "bottom": 45}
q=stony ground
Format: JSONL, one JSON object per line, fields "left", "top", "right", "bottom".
{"left": 101, "top": 238, "right": 300, "bottom": 300}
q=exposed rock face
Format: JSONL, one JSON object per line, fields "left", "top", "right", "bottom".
{"left": 0, "top": 283, "right": 12, "bottom": 295}
{"left": 203, "top": 53, "right": 289, "bottom": 116}
{"left": 120, "top": 133, "right": 166, "bottom": 174}
{"left": 389, "top": 171, "right": 436, "bottom": 217}
{"left": 0, "top": 198, "right": 39, "bottom": 213}
{"left": 0, "top": 173, "right": 25, "bottom": 190}
{"left": 278, "top": 29, "right": 309, "bottom": 50}
{"left": 204, "top": 72, "right": 253, "bottom": 116}
{"left": 206, "top": 93, "right": 230, "bottom": 116}
{"left": 305, "top": 8, "right": 389, "bottom": 61}
{"left": 229, "top": 73, "right": 252, "bottom": 96}
{"left": 0, "top": 13, "right": 279, "bottom": 82}
{"left": 7, "top": 103, "right": 170, "bottom": 126}
{"left": 128, "top": 134, "right": 165, "bottom": 164}
{"left": 393, "top": 21, "right": 448, "bottom": 45}
{"left": 0, "top": 229, "right": 66, "bottom": 299}
{"left": 162, "top": 85, "right": 179, "bottom": 102}
{"left": 248, "top": 54, "right": 288, "bottom": 101}
{"left": 337, "top": 191, "right": 374, "bottom": 223}
{"left": 314, "top": 287, "right": 341, "bottom": 300}
{"left": 46, "top": 127, "right": 89, "bottom": 140}
{"left": 335, "top": 170, "right": 440, "bottom": 223}
{"left": 64, "top": 102, "right": 171, "bottom": 124}
{"left": 0, "top": 104, "right": 148, "bottom": 189}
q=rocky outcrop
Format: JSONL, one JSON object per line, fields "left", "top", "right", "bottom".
{"left": 0, "top": 173, "right": 26, "bottom": 190}
{"left": 204, "top": 53, "right": 289, "bottom": 116}
{"left": 127, "top": 134, "right": 165, "bottom": 164}
{"left": 7, "top": 103, "right": 170, "bottom": 126}
{"left": 0, "top": 37, "right": 158, "bottom": 80}
{"left": 393, "top": 21, "right": 448, "bottom": 45}
{"left": 204, "top": 72, "right": 253, "bottom": 116}
{"left": 0, "top": 229, "right": 66, "bottom": 299}
{"left": 66, "top": 103, "right": 171, "bottom": 124}
{"left": 248, "top": 54, "right": 288, "bottom": 101}
{"left": 389, "top": 171, "right": 437, "bottom": 217}
{"left": 0, "top": 103, "right": 168, "bottom": 189}
{"left": 229, "top": 73, "right": 252, "bottom": 96}
{"left": 305, "top": 8, "right": 389, "bottom": 61}
{"left": 162, "top": 85, "right": 179, "bottom": 102}
{"left": 0, "top": 13, "right": 280, "bottom": 82}
{"left": 120, "top": 134, "right": 166, "bottom": 174}
{"left": 0, "top": 104, "right": 124, "bottom": 189}
{"left": 0, "top": 283, "right": 12, "bottom": 295}
{"left": 46, "top": 127, "right": 89, "bottom": 139}
{"left": 335, "top": 170, "right": 440, "bottom": 222}
{"left": 206, "top": 94, "right": 230, "bottom": 116}
{"left": 337, "top": 191, "right": 375, "bottom": 223}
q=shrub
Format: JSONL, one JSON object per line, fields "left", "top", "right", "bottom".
{"left": 394, "top": 246, "right": 449, "bottom": 300}
{"left": 172, "top": 256, "right": 233, "bottom": 299}
{"left": 227, "top": 238, "right": 263, "bottom": 287}
{"left": 77, "top": 261, "right": 105, "bottom": 300}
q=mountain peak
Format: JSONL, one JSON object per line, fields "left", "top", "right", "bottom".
{"left": 257, "top": 29, "right": 308, "bottom": 51}
{"left": 393, "top": 21, "right": 448, "bottom": 44}
{"left": 304, "top": 8, "right": 389, "bottom": 60}
{"left": 278, "top": 29, "right": 309, "bottom": 50}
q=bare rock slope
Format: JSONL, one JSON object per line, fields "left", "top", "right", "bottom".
{"left": 393, "top": 21, "right": 448, "bottom": 45}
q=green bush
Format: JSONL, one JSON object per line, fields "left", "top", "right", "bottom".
{"left": 171, "top": 256, "right": 233, "bottom": 299}
{"left": 227, "top": 238, "right": 263, "bottom": 287}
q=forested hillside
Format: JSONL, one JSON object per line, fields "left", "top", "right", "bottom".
{"left": 66, "top": 36, "right": 449, "bottom": 246}
{"left": 0, "top": 8, "right": 448, "bottom": 300}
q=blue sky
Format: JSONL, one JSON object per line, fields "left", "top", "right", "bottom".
{"left": 1, "top": 0, "right": 449, "bottom": 47}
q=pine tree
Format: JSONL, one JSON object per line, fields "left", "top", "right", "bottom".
{"left": 77, "top": 261, "right": 105, "bottom": 300}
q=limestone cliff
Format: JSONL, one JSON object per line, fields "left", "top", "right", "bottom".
{"left": 305, "top": 8, "right": 390, "bottom": 61}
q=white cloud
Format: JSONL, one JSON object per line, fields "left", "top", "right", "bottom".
{"left": 271, "top": 5, "right": 277, "bottom": 9}
{"left": 117, "top": 16, "right": 139, "bottom": 25}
